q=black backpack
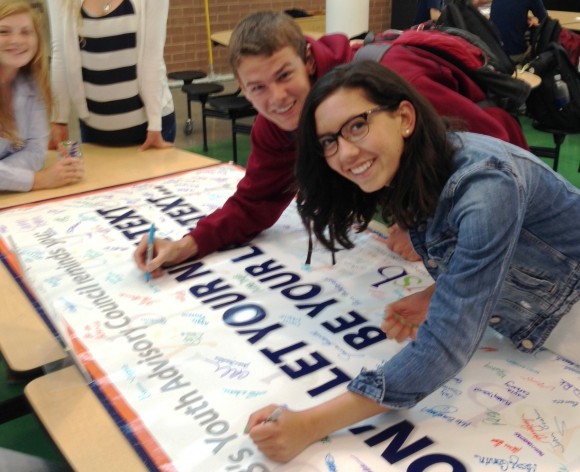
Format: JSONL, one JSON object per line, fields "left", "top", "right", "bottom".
{"left": 355, "top": 28, "right": 530, "bottom": 114}
{"left": 435, "top": 0, "right": 515, "bottom": 75}
{"left": 530, "top": 16, "right": 562, "bottom": 57}
{"left": 525, "top": 42, "right": 580, "bottom": 132}
{"left": 531, "top": 15, "right": 580, "bottom": 69}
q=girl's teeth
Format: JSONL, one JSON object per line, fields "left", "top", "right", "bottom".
{"left": 352, "top": 161, "right": 371, "bottom": 175}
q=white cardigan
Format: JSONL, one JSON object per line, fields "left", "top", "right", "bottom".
{"left": 47, "top": 0, "right": 173, "bottom": 131}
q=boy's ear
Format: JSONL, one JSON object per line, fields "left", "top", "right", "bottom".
{"left": 305, "top": 44, "right": 316, "bottom": 76}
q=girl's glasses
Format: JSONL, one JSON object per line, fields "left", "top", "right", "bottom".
{"left": 318, "top": 106, "right": 389, "bottom": 158}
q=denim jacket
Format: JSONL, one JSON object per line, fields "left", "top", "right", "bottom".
{"left": 348, "top": 132, "right": 580, "bottom": 409}
{"left": 0, "top": 74, "right": 49, "bottom": 192}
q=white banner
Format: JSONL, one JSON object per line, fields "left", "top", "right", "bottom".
{"left": 1, "top": 164, "right": 579, "bottom": 471}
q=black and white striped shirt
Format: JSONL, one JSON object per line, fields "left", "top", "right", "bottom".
{"left": 79, "top": 0, "right": 146, "bottom": 138}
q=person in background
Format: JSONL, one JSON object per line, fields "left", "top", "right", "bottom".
{"left": 490, "top": 0, "right": 548, "bottom": 64}
{"left": 0, "top": 1, "right": 84, "bottom": 192}
{"left": 46, "top": 0, "right": 175, "bottom": 149}
{"left": 245, "top": 59, "right": 580, "bottom": 463}
{"left": 413, "top": 0, "right": 444, "bottom": 24}
{"left": 134, "top": 11, "right": 528, "bottom": 282}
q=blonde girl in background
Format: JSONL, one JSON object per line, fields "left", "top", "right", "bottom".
{"left": 0, "top": 0, "right": 84, "bottom": 192}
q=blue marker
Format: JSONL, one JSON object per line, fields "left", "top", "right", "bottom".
{"left": 264, "top": 405, "right": 285, "bottom": 423}
{"left": 325, "top": 454, "right": 338, "bottom": 472}
{"left": 145, "top": 224, "right": 155, "bottom": 282}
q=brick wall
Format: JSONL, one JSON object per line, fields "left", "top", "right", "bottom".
{"left": 166, "top": 0, "right": 392, "bottom": 75}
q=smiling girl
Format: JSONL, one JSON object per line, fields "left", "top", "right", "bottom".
{"left": 0, "top": 1, "right": 84, "bottom": 192}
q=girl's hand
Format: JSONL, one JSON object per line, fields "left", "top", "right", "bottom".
{"left": 381, "top": 284, "right": 435, "bottom": 342}
{"left": 246, "top": 405, "right": 315, "bottom": 463}
{"left": 246, "top": 393, "right": 388, "bottom": 463}
{"left": 139, "top": 130, "right": 174, "bottom": 151}
{"left": 386, "top": 224, "right": 421, "bottom": 262}
{"left": 32, "top": 156, "right": 85, "bottom": 190}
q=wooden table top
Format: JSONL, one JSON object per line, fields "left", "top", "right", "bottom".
{"left": 0, "top": 145, "right": 218, "bottom": 210}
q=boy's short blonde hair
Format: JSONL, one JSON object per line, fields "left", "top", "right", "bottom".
{"left": 228, "top": 11, "right": 307, "bottom": 76}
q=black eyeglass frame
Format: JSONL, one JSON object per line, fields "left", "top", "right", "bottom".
{"left": 317, "top": 105, "right": 390, "bottom": 158}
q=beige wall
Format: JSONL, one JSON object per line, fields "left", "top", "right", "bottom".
{"left": 166, "top": 0, "right": 392, "bottom": 75}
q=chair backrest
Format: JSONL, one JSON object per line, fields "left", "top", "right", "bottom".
{"left": 203, "top": 88, "right": 257, "bottom": 164}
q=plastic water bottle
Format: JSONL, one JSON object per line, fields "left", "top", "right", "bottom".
{"left": 553, "top": 74, "right": 570, "bottom": 110}
{"left": 68, "top": 141, "right": 82, "bottom": 158}
{"left": 60, "top": 140, "right": 83, "bottom": 158}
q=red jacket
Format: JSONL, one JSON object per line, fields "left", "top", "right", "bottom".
{"left": 189, "top": 34, "right": 528, "bottom": 258}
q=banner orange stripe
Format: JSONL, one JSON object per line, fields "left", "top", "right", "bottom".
{"left": 66, "top": 324, "right": 176, "bottom": 471}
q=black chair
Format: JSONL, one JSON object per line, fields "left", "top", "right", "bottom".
{"left": 528, "top": 120, "right": 577, "bottom": 172}
{"left": 168, "top": 70, "right": 206, "bottom": 86}
{"left": 180, "top": 82, "right": 225, "bottom": 135}
{"left": 168, "top": 71, "right": 207, "bottom": 134}
{"left": 202, "top": 89, "right": 257, "bottom": 164}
